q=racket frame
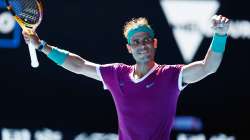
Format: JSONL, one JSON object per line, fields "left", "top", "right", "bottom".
{"left": 5, "top": 0, "right": 44, "bottom": 68}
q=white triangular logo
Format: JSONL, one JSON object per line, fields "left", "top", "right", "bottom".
{"left": 173, "top": 29, "right": 203, "bottom": 62}
{"left": 160, "top": 0, "right": 220, "bottom": 63}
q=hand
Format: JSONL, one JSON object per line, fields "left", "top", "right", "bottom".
{"left": 211, "top": 15, "right": 230, "bottom": 36}
{"left": 22, "top": 31, "right": 41, "bottom": 49}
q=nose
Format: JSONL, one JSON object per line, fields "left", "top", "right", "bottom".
{"left": 141, "top": 44, "right": 147, "bottom": 49}
{"left": 139, "top": 42, "right": 149, "bottom": 48}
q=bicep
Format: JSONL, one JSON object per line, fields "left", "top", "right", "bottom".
{"left": 78, "top": 60, "right": 101, "bottom": 81}
{"left": 182, "top": 61, "right": 211, "bottom": 84}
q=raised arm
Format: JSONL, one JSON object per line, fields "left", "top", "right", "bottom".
{"left": 22, "top": 31, "right": 101, "bottom": 81}
{"left": 182, "top": 15, "right": 230, "bottom": 84}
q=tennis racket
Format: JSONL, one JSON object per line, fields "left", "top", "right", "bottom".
{"left": 5, "top": 0, "right": 43, "bottom": 68}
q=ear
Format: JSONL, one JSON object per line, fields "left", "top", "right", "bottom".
{"left": 126, "top": 44, "right": 132, "bottom": 54}
{"left": 153, "top": 38, "right": 158, "bottom": 49}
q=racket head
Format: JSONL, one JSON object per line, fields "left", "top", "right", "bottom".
{"left": 5, "top": 0, "right": 43, "bottom": 31}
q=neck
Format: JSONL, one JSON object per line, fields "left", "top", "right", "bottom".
{"left": 134, "top": 61, "right": 155, "bottom": 79}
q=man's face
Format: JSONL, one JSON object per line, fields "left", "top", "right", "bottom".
{"left": 127, "top": 32, "right": 157, "bottom": 64}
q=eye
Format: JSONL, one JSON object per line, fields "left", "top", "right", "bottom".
{"left": 144, "top": 38, "right": 152, "bottom": 43}
{"left": 132, "top": 40, "right": 140, "bottom": 45}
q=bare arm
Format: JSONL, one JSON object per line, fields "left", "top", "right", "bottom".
{"left": 22, "top": 32, "right": 101, "bottom": 81}
{"left": 41, "top": 44, "right": 101, "bottom": 81}
{"left": 182, "top": 15, "right": 230, "bottom": 84}
{"left": 182, "top": 47, "right": 223, "bottom": 84}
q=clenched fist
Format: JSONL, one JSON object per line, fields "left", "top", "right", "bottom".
{"left": 211, "top": 15, "right": 230, "bottom": 36}
{"left": 22, "top": 31, "right": 41, "bottom": 49}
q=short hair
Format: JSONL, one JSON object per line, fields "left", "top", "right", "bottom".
{"left": 123, "top": 17, "right": 153, "bottom": 39}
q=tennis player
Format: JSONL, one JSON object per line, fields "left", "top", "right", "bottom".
{"left": 23, "top": 15, "right": 230, "bottom": 140}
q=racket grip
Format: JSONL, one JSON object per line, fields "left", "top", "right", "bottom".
{"left": 28, "top": 41, "right": 39, "bottom": 68}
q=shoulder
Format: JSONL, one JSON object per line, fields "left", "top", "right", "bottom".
{"left": 100, "top": 63, "right": 132, "bottom": 72}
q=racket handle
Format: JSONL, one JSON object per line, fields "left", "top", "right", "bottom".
{"left": 28, "top": 41, "right": 39, "bottom": 68}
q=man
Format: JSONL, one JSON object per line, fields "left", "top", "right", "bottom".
{"left": 23, "top": 15, "right": 230, "bottom": 140}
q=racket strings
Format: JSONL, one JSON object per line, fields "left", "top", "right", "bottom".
{"left": 9, "top": 0, "right": 41, "bottom": 24}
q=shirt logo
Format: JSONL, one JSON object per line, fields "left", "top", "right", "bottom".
{"left": 146, "top": 82, "right": 155, "bottom": 88}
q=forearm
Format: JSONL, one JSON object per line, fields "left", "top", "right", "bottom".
{"left": 203, "top": 33, "right": 227, "bottom": 72}
{"left": 40, "top": 43, "right": 100, "bottom": 80}
{"left": 41, "top": 43, "right": 83, "bottom": 72}
{"left": 22, "top": 31, "right": 100, "bottom": 80}
{"left": 203, "top": 47, "right": 224, "bottom": 73}
{"left": 182, "top": 34, "right": 227, "bottom": 83}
